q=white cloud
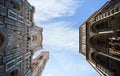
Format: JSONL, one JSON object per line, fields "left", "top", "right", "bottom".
{"left": 41, "top": 21, "right": 79, "bottom": 52}
{"left": 29, "top": 0, "right": 83, "bottom": 22}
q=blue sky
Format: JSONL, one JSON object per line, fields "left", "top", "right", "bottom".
{"left": 29, "top": 0, "right": 108, "bottom": 76}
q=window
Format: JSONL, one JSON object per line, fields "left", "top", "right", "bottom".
{"left": 5, "top": 17, "right": 15, "bottom": 25}
{"left": 16, "top": 56, "right": 22, "bottom": 64}
{"left": 108, "top": 11, "right": 110, "bottom": 15}
{"left": 18, "top": 15, "right": 23, "bottom": 23}
{"left": 6, "top": 61, "right": 15, "bottom": 71}
{"left": 110, "top": 9, "right": 114, "bottom": 14}
{"left": 115, "top": 7, "right": 119, "bottom": 12}
{"left": 9, "top": 11, "right": 16, "bottom": 19}
{"left": 10, "top": 0, "right": 20, "bottom": 11}
{"left": 8, "top": 10, "right": 17, "bottom": 20}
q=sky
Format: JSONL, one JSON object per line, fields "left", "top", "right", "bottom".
{"left": 29, "top": 0, "right": 108, "bottom": 76}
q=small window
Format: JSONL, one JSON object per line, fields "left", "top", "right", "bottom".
{"left": 115, "top": 7, "right": 119, "bottom": 12}
{"left": 10, "top": 0, "right": 20, "bottom": 11}
{"left": 7, "top": 61, "right": 14, "bottom": 70}
{"left": 108, "top": 11, "right": 110, "bottom": 15}
{"left": 111, "top": 9, "right": 114, "bottom": 14}
{"left": 39, "top": 56, "right": 43, "bottom": 59}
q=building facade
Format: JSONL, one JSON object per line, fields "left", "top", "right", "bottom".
{"left": 30, "top": 24, "right": 43, "bottom": 53}
{"left": 79, "top": 0, "right": 120, "bottom": 76}
{"left": 0, "top": 0, "right": 48, "bottom": 76}
{"left": 31, "top": 52, "right": 49, "bottom": 76}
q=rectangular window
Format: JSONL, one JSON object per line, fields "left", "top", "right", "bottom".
{"left": 7, "top": 62, "right": 14, "bottom": 69}
{"left": 14, "top": 52, "right": 21, "bottom": 58}
{"left": 15, "top": 22, "right": 21, "bottom": 27}
{"left": 16, "top": 56, "right": 22, "bottom": 64}
{"left": 8, "top": 9, "right": 17, "bottom": 20}
{"left": 18, "top": 15, "right": 23, "bottom": 23}
{"left": 6, "top": 60, "right": 15, "bottom": 71}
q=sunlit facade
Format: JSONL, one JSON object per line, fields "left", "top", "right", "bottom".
{"left": 31, "top": 52, "right": 49, "bottom": 76}
{"left": 79, "top": 0, "right": 120, "bottom": 76}
{"left": 0, "top": 0, "right": 48, "bottom": 76}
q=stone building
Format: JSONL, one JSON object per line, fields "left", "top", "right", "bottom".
{"left": 30, "top": 24, "right": 43, "bottom": 53}
{"left": 79, "top": 0, "right": 120, "bottom": 76}
{"left": 0, "top": 0, "right": 48, "bottom": 76}
{"left": 31, "top": 52, "right": 49, "bottom": 76}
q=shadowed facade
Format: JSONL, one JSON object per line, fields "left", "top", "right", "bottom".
{"left": 79, "top": 0, "right": 120, "bottom": 76}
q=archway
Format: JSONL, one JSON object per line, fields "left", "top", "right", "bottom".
{"left": 8, "top": 69, "right": 19, "bottom": 76}
{"left": 91, "top": 22, "right": 108, "bottom": 33}
{"left": 90, "top": 34, "right": 108, "bottom": 53}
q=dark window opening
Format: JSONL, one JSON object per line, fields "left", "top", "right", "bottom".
{"left": 9, "top": 69, "right": 19, "bottom": 76}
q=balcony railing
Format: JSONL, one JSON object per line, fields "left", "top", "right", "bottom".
{"left": 95, "top": 6, "right": 120, "bottom": 22}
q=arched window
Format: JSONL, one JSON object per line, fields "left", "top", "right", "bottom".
{"left": 90, "top": 34, "right": 108, "bottom": 52}
{"left": 91, "top": 52, "right": 107, "bottom": 67}
{"left": 91, "top": 22, "right": 108, "bottom": 33}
